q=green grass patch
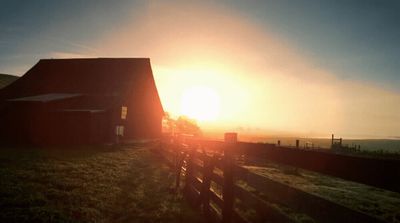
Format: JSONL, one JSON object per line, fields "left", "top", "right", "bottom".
{"left": 0, "top": 144, "right": 203, "bottom": 223}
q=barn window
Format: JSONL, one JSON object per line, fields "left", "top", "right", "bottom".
{"left": 121, "top": 106, "right": 128, "bottom": 119}
{"left": 115, "top": 125, "right": 125, "bottom": 136}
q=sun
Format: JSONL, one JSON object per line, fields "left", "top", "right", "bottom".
{"left": 180, "top": 86, "right": 220, "bottom": 121}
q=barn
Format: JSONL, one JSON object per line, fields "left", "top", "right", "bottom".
{"left": 0, "top": 58, "right": 164, "bottom": 145}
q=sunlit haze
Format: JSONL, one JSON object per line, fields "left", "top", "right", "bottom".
{"left": 1, "top": 0, "right": 400, "bottom": 139}
{"left": 181, "top": 86, "right": 220, "bottom": 121}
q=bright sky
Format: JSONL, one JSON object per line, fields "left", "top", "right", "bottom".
{"left": 0, "top": 0, "right": 399, "bottom": 138}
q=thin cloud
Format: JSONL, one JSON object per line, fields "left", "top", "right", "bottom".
{"left": 43, "top": 36, "right": 101, "bottom": 55}
{"left": 49, "top": 51, "right": 93, "bottom": 59}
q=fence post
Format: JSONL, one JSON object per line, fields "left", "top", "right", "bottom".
{"left": 222, "top": 132, "right": 237, "bottom": 223}
{"left": 201, "top": 154, "right": 214, "bottom": 218}
{"left": 184, "top": 145, "right": 195, "bottom": 199}
{"left": 175, "top": 149, "right": 186, "bottom": 192}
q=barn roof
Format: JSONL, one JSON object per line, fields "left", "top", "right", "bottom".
{"left": 7, "top": 93, "right": 81, "bottom": 102}
{"left": 0, "top": 58, "right": 163, "bottom": 113}
{"left": 57, "top": 109, "right": 106, "bottom": 113}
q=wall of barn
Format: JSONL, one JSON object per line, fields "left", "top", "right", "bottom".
{"left": 118, "top": 99, "right": 162, "bottom": 141}
{"left": 0, "top": 101, "right": 111, "bottom": 146}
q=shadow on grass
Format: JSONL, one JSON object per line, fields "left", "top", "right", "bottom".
{"left": 0, "top": 144, "right": 204, "bottom": 223}
{"left": 109, "top": 147, "right": 202, "bottom": 223}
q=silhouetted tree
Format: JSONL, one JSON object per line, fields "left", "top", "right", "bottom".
{"left": 163, "top": 113, "right": 201, "bottom": 136}
{"left": 176, "top": 116, "right": 201, "bottom": 136}
{"left": 163, "top": 112, "right": 176, "bottom": 133}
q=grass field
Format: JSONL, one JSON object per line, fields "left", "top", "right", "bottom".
{"left": 246, "top": 162, "right": 400, "bottom": 223}
{"left": 0, "top": 143, "right": 203, "bottom": 223}
{"left": 204, "top": 133, "right": 400, "bottom": 154}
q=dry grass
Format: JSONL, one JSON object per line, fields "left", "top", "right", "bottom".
{"left": 0, "top": 143, "right": 203, "bottom": 223}
{"left": 246, "top": 162, "right": 400, "bottom": 223}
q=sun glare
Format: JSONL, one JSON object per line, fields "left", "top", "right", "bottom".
{"left": 181, "top": 86, "right": 220, "bottom": 121}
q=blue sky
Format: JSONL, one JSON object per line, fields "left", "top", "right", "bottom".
{"left": 0, "top": 0, "right": 399, "bottom": 138}
{"left": 237, "top": 0, "right": 400, "bottom": 90}
{"left": 1, "top": 0, "right": 399, "bottom": 90}
{"left": 0, "top": 0, "right": 141, "bottom": 73}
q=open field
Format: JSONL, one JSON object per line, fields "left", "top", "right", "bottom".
{"left": 203, "top": 133, "right": 400, "bottom": 154}
{"left": 236, "top": 135, "right": 400, "bottom": 154}
{"left": 245, "top": 161, "right": 400, "bottom": 222}
{"left": 260, "top": 137, "right": 400, "bottom": 154}
{"left": 0, "top": 143, "right": 203, "bottom": 223}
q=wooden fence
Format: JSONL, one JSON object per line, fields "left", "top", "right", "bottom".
{"left": 158, "top": 137, "right": 393, "bottom": 223}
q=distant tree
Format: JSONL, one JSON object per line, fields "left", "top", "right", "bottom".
{"left": 163, "top": 112, "right": 176, "bottom": 133}
{"left": 162, "top": 113, "right": 201, "bottom": 137}
{"left": 175, "top": 116, "right": 201, "bottom": 136}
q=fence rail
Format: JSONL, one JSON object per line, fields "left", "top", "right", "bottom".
{"left": 159, "top": 137, "right": 394, "bottom": 223}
